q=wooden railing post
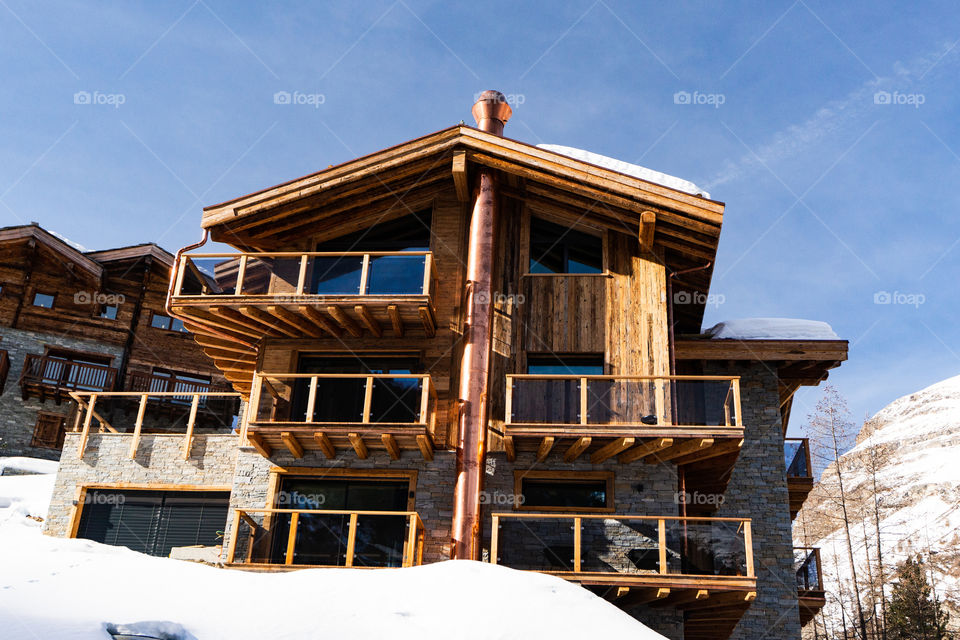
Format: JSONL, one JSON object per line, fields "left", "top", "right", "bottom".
{"left": 418, "top": 376, "right": 430, "bottom": 424}
{"left": 129, "top": 393, "right": 148, "bottom": 459}
{"left": 505, "top": 376, "right": 513, "bottom": 425}
{"left": 361, "top": 376, "right": 374, "bottom": 423}
{"left": 490, "top": 514, "right": 500, "bottom": 565}
{"left": 345, "top": 513, "right": 359, "bottom": 567}
{"left": 226, "top": 509, "right": 242, "bottom": 564}
{"left": 404, "top": 514, "right": 418, "bottom": 567}
{"left": 579, "top": 378, "right": 589, "bottom": 425}
{"left": 744, "top": 520, "right": 755, "bottom": 578}
{"left": 654, "top": 379, "right": 665, "bottom": 425}
{"left": 77, "top": 393, "right": 96, "bottom": 458}
{"left": 234, "top": 254, "right": 248, "bottom": 295}
{"left": 296, "top": 254, "right": 309, "bottom": 295}
{"left": 285, "top": 512, "right": 299, "bottom": 565}
{"left": 305, "top": 376, "right": 318, "bottom": 423}
{"left": 732, "top": 378, "right": 742, "bottom": 427}
{"left": 658, "top": 518, "right": 667, "bottom": 574}
{"left": 421, "top": 253, "right": 433, "bottom": 295}
{"left": 173, "top": 257, "right": 187, "bottom": 296}
{"left": 358, "top": 254, "right": 370, "bottom": 295}
{"left": 573, "top": 516, "right": 582, "bottom": 572}
{"left": 182, "top": 394, "right": 200, "bottom": 460}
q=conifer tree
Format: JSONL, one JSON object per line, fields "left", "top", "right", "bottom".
{"left": 887, "top": 556, "right": 949, "bottom": 640}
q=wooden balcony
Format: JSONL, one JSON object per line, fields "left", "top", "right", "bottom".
{"left": 20, "top": 354, "right": 117, "bottom": 402}
{"left": 244, "top": 372, "right": 438, "bottom": 461}
{"left": 501, "top": 375, "right": 744, "bottom": 466}
{"left": 795, "top": 547, "right": 826, "bottom": 626}
{"left": 225, "top": 508, "right": 424, "bottom": 570}
{"left": 67, "top": 390, "right": 243, "bottom": 459}
{"left": 169, "top": 251, "right": 439, "bottom": 343}
{"left": 491, "top": 512, "right": 756, "bottom": 639}
{"left": 786, "top": 438, "right": 814, "bottom": 520}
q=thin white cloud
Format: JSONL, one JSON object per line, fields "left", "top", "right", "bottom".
{"left": 704, "top": 41, "right": 960, "bottom": 190}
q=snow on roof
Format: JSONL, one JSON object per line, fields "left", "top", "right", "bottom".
{"left": 46, "top": 228, "right": 88, "bottom": 252}
{"left": 0, "top": 457, "right": 58, "bottom": 476}
{"left": 704, "top": 318, "right": 840, "bottom": 340}
{"left": 537, "top": 144, "right": 710, "bottom": 198}
{"left": 0, "top": 476, "right": 667, "bottom": 640}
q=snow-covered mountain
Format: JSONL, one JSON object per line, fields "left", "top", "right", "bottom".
{"left": 795, "top": 375, "right": 960, "bottom": 634}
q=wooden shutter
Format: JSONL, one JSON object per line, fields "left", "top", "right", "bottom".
{"left": 31, "top": 412, "right": 66, "bottom": 448}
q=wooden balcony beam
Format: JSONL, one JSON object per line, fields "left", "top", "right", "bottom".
{"left": 619, "top": 587, "right": 671, "bottom": 607}
{"left": 281, "top": 432, "right": 304, "bottom": 459}
{"left": 382, "top": 433, "right": 401, "bottom": 460}
{"left": 270, "top": 305, "right": 326, "bottom": 337}
{"left": 590, "top": 437, "right": 635, "bottom": 464}
{"left": 238, "top": 306, "right": 299, "bottom": 338}
{"left": 673, "top": 438, "right": 743, "bottom": 466}
{"left": 328, "top": 306, "right": 363, "bottom": 337}
{"left": 299, "top": 305, "right": 342, "bottom": 338}
{"left": 646, "top": 438, "right": 714, "bottom": 464}
{"left": 503, "top": 435, "right": 516, "bottom": 462}
{"left": 247, "top": 433, "right": 272, "bottom": 457}
{"left": 416, "top": 434, "right": 433, "bottom": 462}
{"left": 563, "top": 436, "right": 592, "bottom": 462}
{"left": 314, "top": 432, "right": 336, "bottom": 459}
{"left": 536, "top": 436, "right": 555, "bottom": 462}
{"left": 209, "top": 306, "right": 283, "bottom": 336}
{"left": 355, "top": 305, "right": 382, "bottom": 338}
{"left": 418, "top": 306, "right": 436, "bottom": 337}
{"left": 348, "top": 433, "right": 368, "bottom": 459}
{"left": 619, "top": 437, "right": 673, "bottom": 464}
{"left": 387, "top": 305, "right": 404, "bottom": 337}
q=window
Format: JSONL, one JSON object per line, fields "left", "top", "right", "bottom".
{"left": 515, "top": 471, "right": 614, "bottom": 512}
{"left": 526, "top": 354, "right": 604, "bottom": 376}
{"left": 150, "top": 312, "right": 186, "bottom": 332}
{"left": 529, "top": 217, "right": 603, "bottom": 274}
{"left": 32, "top": 292, "right": 55, "bottom": 308}
{"left": 99, "top": 305, "right": 118, "bottom": 320}
{"left": 519, "top": 355, "right": 606, "bottom": 424}
{"left": 75, "top": 490, "right": 230, "bottom": 557}
{"left": 269, "top": 475, "right": 412, "bottom": 566}
{"left": 31, "top": 412, "right": 67, "bottom": 449}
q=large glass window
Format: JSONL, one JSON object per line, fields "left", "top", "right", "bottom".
{"left": 517, "top": 473, "right": 612, "bottom": 511}
{"left": 529, "top": 217, "right": 603, "bottom": 274}
{"left": 32, "top": 292, "right": 55, "bottom": 308}
{"left": 290, "top": 355, "right": 422, "bottom": 424}
{"left": 311, "top": 210, "right": 431, "bottom": 295}
{"left": 270, "top": 477, "right": 410, "bottom": 566}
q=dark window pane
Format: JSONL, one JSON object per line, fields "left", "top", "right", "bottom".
{"left": 100, "top": 305, "right": 118, "bottom": 319}
{"left": 529, "top": 217, "right": 602, "bottom": 274}
{"left": 366, "top": 254, "right": 425, "bottom": 295}
{"left": 151, "top": 314, "right": 171, "bottom": 329}
{"left": 311, "top": 256, "right": 363, "bottom": 295}
{"left": 526, "top": 354, "right": 604, "bottom": 375}
{"left": 317, "top": 210, "right": 431, "bottom": 253}
{"left": 521, "top": 479, "right": 607, "bottom": 509}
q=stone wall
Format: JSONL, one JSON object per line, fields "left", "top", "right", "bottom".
{"left": 0, "top": 327, "right": 123, "bottom": 459}
{"left": 225, "top": 446, "right": 458, "bottom": 565}
{"left": 44, "top": 432, "right": 239, "bottom": 538}
{"left": 714, "top": 362, "right": 802, "bottom": 640}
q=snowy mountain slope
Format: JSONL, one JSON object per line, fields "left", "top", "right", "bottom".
{"left": 0, "top": 466, "right": 665, "bottom": 640}
{"left": 795, "top": 376, "right": 960, "bottom": 632}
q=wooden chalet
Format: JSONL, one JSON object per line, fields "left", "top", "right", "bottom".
{"left": 45, "top": 92, "right": 847, "bottom": 640}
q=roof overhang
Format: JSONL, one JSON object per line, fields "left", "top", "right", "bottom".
{"left": 85, "top": 243, "right": 174, "bottom": 267}
{"left": 0, "top": 225, "right": 102, "bottom": 279}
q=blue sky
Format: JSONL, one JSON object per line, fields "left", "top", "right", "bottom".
{"left": 1, "top": 1, "right": 958, "bottom": 430}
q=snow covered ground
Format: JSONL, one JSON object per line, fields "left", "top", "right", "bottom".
{"left": 0, "top": 460, "right": 664, "bottom": 640}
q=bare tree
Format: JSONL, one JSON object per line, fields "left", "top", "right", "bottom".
{"left": 806, "top": 386, "right": 869, "bottom": 640}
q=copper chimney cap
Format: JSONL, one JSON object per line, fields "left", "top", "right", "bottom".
{"left": 471, "top": 90, "right": 512, "bottom": 136}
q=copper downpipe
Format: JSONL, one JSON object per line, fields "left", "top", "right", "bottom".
{"left": 451, "top": 91, "right": 511, "bottom": 560}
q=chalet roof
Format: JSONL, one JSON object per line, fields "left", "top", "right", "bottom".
{"left": 0, "top": 224, "right": 102, "bottom": 279}
{"left": 198, "top": 125, "right": 725, "bottom": 331}
{"left": 85, "top": 243, "right": 174, "bottom": 267}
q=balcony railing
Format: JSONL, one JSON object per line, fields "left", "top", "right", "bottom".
{"left": 491, "top": 513, "right": 755, "bottom": 588}
{"left": 785, "top": 438, "right": 812, "bottom": 478}
{"left": 68, "top": 390, "right": 244, "bottom": 459}
{"left": 245, "top": 372, "right": 438, "bottom": 460}
{"left": 0, "top": 349, "right": 9, "bottom": 395}
{"left": 170, "top": 251, "right": 439, "bottom": 339}
{"left": 226, "top": 508, "right": 424, "bottom": 568}
{"left": 20, "top": 354, "right": 118, "bottom": 398}
{"left": 506, "top": 374, "right": 741, "bottom": 431}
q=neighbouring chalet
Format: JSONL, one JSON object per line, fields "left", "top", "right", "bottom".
{"left": 0, "top": 223, "right": 232, "bottom": 459}
{"left": 42, "top": 93, "right": 846, "bottom": 640}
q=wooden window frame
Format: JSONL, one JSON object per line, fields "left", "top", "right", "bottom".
{"left": 266, "top": 467, "right": 418, "bottom": 511}
{"left": 513, "top": 470, "right": 615, "bottom": 513}
{"left": 30, "top": 411, "right": 67, "bottom": 449}
{"left": 149, "top": 311, "right": 187, "bottom": 333}
{"left": 521, "top": 209, "right": 610, "bottom": 278}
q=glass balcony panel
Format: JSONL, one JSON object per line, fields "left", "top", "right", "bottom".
{"left": 310, "top": 256, "right": 363, "bottom": 295}
{"left": 785, "top": 440, "right": 811, "bottom": 477}
{"left": 579, "top": 518, "right": 661, "bottom": 574}
{"left": 365, "top": 254, "right": 426, "bottom": 295}
{"left": 496, "top": 518, "right": 576, "bottom": 572}
{"left": 511, "top": 378, "right": 580, "bottom": 424}
{"left": 370, "top": 377, "right": 422, "bottom": 423}
{"left": 672, "top": 380, "right": 737, "bottom": 426}
{"left": 663, "top": 519, "right": 747, "bottom": 577}
{"left": 584, "top": 379, "right": 656, "bottom": 425}
{"left": 352, "top": 514, "right": 408, "bottom": 567}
